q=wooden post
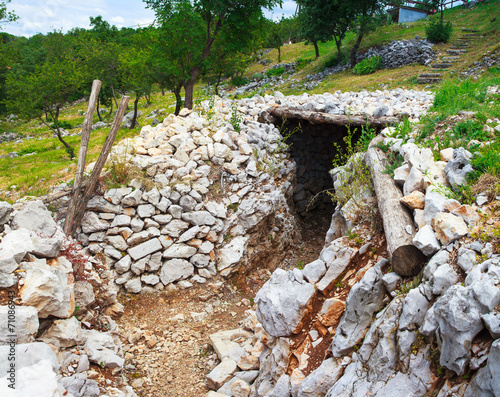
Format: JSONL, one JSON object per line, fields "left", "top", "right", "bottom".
{"left": 364, "top": 135, "right": 426, "bottom": 276}
{"left": 75, "top": 80, "right": 102, "bottom": 188}
{"left": 64, "top": 96, "right": 130, "bottom": 236}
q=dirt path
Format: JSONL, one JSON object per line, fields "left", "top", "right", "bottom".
{"left": 117, "top": 209, "right": 333, "bottom": 396}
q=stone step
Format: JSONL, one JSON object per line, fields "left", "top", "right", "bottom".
{"left": 432, "top": 63, "right": 453, "bottom": 69}
{"left": 462, "top": 28, "right": 479, "bottom": 33}
{"left": 441, "top": 57, "right": 459, "bottom": 62}
{"left": 461, "top": 33, "right": 480, "bottom": 37}
{"left": 419, "top": 73, "right": 443, "bottom": 78}
{"left": 447, "top": 49, "right": 467, "bottom": 55}
{"left": 418, "top": 77, "right": 442, "bottom": 84}
{"left": 452, "top": 43, "right": 469, "bottom": 48}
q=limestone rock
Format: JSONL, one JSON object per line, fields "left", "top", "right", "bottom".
{"left": 160, "top": 258, "right": 194, "bottom": 285}
{"left": 41, "top": 317, "right": 85, "bottom": 348}
{"left": 127, "top": 238, "right": 162, "bottom": 261}
{"left": 431, "top": 213, "right": 468, "bottom": 246}
{"left": 59, "top": 373, "right": 100, "bottom": 397}
{"left": 400, "top": 191, "right": 425, "bottom": 210}
{"left": 413, "top": 225, "right": 441, "bottom": 256}
{"left": 318, "top": 298, "right": 345, "bottom": 327}
{"left": 217, "top": 236, "right": 248, "bottom": 273}
{"left": 255, "top": 268, "right": 315, "bottom": 337}
{"left": 20, "top": 261, "right": 74, "bottom": 318}
{"left": 207, "top": 358, "right": 237, "bottom": 390}
{"left": 0, "top": 342, "right": 59, "bottom": 375}
{"left": 298, "top": 358, "right": 345, "bottom": 397}
{"left": 331, "top": 263, "right": 386, "bottom": 357}
{"left": 84, "top": 330, "right": 124, "bottom": 369}
{"left": 464, "top": 339, "right": 500, "bottom": 396}
{"left": 445, "top": 147, "right": 474, "bottom": 191}
{"left": 301, "top": 259, "right": 327, "bottom": 284}
{"left": 0, "top": 305, "right": 38, "bottom": 344}
{"left": 11, "top": 200, "right": 57, "bottom": 237}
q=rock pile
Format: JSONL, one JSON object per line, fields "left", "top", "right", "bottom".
{"left": 357, "top": 38, "right": 437, "bottom": 69}
{"left": 307, "top": 38, "right": 437, "bottom": 82}
{"left": 0, "top": 200, "right": 134, "bottom": 396}
{"left": 76, "top": 100, "right": 299, "bottom": 294}
{"left": 206, "top": 122, "right": 500, "bottom": 396}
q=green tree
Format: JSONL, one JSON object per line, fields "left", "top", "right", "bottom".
{"left": 144, "top": 0, "right": 282, "bottom": 109}
{"left": 118, "top": 43, "right": 154, "bottom": 129}
{"left": 0, "top": 0, "right": 18, "bottom": 27}
{"left": 5, "top": 34, "right": 85, "bottom": 158}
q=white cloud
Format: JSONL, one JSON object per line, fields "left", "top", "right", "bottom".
{"left": 3, "top": 0, "right": 155, "bottom": 37}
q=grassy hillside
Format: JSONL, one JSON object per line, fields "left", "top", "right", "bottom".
{"left": 0, "top": 1, "right": 499, "bottom": 201}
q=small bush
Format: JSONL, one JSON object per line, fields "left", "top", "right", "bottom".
{"left": 353, "top": 56, "right": 383, "bottom": 75}
{"left": 252, "top": 73, "right": 265, "bottom": 81}
{"left": 51, "top": 120, "right": 73, "bottom": 130}
{"left": 231, "top": 76, "right": 249, "bottom": 87}
{"left": 296, "top": 57, "right": 312, "bottom": 70}
{"left": 425, "top": 20, "right": 453, "bottom": 43}
{"left": 265, "top": 66, "right": 285, "bottom": 78}
{"left": 325, "top": 51, "right": 348, "bottom": 68}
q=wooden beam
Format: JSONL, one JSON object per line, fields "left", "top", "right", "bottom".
{"left": 267, "top": 106, "right": 400, "bottom": 128}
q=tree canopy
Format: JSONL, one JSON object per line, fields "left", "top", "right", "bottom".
{"left": 144, "top": 0, "right": 282, "bottom": 109}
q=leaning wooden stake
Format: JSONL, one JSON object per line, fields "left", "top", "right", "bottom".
{"left": 364, "top": 135, "right": 426, "bottom": 276}
{"left": 64, "top": 96, "right": 130, "bottom": 236}
{"left": 74, "top": 80, "right": 102, "bottom": 188}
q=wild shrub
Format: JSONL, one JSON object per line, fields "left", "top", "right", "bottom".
{"left": 353, "top": 56, "right": 383, "bottom": 75}
{"left": 296, "top": 57, "right": 313, "bottom": 70}
{"left": 425, "top": 20, "right": 453, "bottom": 43}
{"left": 265, "top": 66, "right": 285, "bottom": 78}
{"left": 231, "top": 76, "right": 249, "bottom": 86}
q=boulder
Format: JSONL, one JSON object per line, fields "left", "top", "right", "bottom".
{"left": 11, "top": 200, "right": 57, "bottom": 237}
{"left": 182, "top": 211, "right": 216, "bottom": 226}
{"left": 41, "top": 317, "right": 85, "bottom": 348}
{"left": 255, "top": 268, "right": 315, "bottom": 337}
{"left": 20, "top": 261, "right": 74, "bottom": 318}
{"left": 330, "top": 263, "right": 386, "bottom": 357}
{"left": 81, "top": 212, "right": 109, "bottom": 233}
{"left": 0, "top": 305, "right": 39, "bottom": 344}
{"left": 301, "top": 259, "right": 327, "bottom": 284}
{"left": 445, "top": 147, "right": 474, "bottom": 191}
{"left": 0, "top": 342, "right": 59, "bottom": 375}
{"left": 400, "top": 191, "right": 425, "bottom": 210}
{"left": 431, "top": 213, "right": 468, "bottom": 245}
{"left": 162, "top": 243, "right": 197, "bottom": 259}
{"left": 298, "top": 358, "right": 345, "bottom": 397}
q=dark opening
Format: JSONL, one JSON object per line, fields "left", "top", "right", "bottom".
{"left": 275, "top": 117, "right": 382, "bottom": 239}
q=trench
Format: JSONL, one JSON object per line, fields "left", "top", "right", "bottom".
{"left": 274, "top": 118, "right": 382, "bottom": 255}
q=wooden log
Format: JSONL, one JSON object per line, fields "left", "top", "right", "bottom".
{"left": 64, "top": 96, "right": 130, "bottom": 236}
{"left": 364, "top": 135, "right": 425, "bottom": 277}
{"left": 41, "top": 180, "right": 89, "bottom": 204}
{"left": 268, "top": 106, "right": 400, "bottom": 128}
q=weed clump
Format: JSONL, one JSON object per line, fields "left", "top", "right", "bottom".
{"left": 425, "top": 20, "right": 453, "bottom": 43}
{"left": 353, "top": 56, "right": 383, "bottom": 75}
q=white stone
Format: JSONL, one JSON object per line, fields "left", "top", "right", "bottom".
{"left": 413, "top": 225, "right": 441, "bottom": 256}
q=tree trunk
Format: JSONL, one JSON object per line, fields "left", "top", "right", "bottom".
{"left": 174, "top": 86, "right": 182, "bottom": 116}
{"left": 214, "top": 72, "right": 222, "bottom": 96}
{"left": 161, "top": 87, "right": 165, "bottom": 96}
{"left": 64, "top": 96, "right": 130, "bottom": 237}
{"left": 184, "top": 66, "right": 201, "bottom": 110}
{"left": 108, "top": 100, "right": 113, "bottom": 118}
{"left": 334, "top": 35, "right": 343, "bottom": 60}
{"left": 278, "top": 46, "right": 281, "bottom": 63}
{"left": 350, "top": 30, "right": 366, "bottom": 68}
{"left": 130, "top": 94, "right": 140, "bottom": 129}
{"left": 110, "top": 83, "right": 118, "bottom": 108}
{"left": 96, "top": 99, "right": 102, "bottom": 122}
{"left": 313, "top": 40, "right": 320, "bottom": 59}
{"left": 364, "top": 135, "right": 426, "bottom": 276}
{"left": 50, "top": 106, "right": 75, "bottom": 159}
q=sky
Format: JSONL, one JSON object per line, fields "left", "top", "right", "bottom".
{"left": 3, "top": 0, "right": 298, "bottom": 37}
